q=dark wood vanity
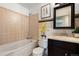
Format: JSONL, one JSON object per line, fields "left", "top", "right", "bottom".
{"left": 48, "top": 36, "right": 79, "bottom": 56}
{"left": 48, "top": 3, "right": 79, "bottom": 56}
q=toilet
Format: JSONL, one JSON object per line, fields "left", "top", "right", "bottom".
{"left": 32, "top": 38, "right": 47, "bottom": 56}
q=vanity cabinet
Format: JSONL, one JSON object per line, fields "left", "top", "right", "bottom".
{"left": 48, "top": 39, "right": 79, "bottom": 56}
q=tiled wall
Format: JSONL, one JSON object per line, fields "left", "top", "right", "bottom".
{"left": 52, "top": 18, "right": 79, "bottom": 36}
{"left": 75, "top": 18, "right": 79, "bottom": 27}
{"left": 0, "top": 7, "right": 29, "bottom": 45}
{"left": 29, "top": 14, "right": 39, "bottom": 40}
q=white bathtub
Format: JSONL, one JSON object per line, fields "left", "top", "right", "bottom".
{"left": 0, "top": 39, "right": 37, "bottom": 56}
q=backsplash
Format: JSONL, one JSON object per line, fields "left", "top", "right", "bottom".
{"left": 53, "top": 29, "right": 74, "bottom": 36}
{"left": 51, "top": 18, "right": 79, "bottom": 37}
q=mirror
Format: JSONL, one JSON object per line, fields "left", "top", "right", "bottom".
{"left": 53, "top": 3, "right": 75, "bottom": 29}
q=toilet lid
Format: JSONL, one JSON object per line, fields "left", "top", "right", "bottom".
{"left": 33, "top": 47, "right": 44, "bottom": 54}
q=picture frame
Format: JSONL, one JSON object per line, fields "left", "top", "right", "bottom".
{"left": 41, "top": 3, "right": 51, "bottom": 19}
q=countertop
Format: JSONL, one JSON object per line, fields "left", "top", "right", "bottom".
{"left": 48, "top": 35, "right": 79, "bottom": 44}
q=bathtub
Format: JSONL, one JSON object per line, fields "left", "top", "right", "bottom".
{"left": 0, "top": 39, "right": 37, "bottom": 56}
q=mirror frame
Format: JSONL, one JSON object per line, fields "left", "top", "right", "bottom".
{"left": 53, "top": 3, "right": 75, "bottom": 29}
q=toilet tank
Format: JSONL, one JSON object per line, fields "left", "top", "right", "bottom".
{"left": 38, "top": 39, "right": 48, "bottom": 48}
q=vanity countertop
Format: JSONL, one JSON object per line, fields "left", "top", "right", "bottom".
{"left": 48, "top": 36, "right": 79, "bottom": 44}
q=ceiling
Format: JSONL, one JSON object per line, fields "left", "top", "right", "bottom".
{"left": 19, "top": 3, "right": 44, "bottom": 10}
{"left": 19, "top": 3, "right": 79, "bottom": 15}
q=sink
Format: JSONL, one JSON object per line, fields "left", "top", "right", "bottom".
{"left": 53, "top": 33, "right": 73, "bottom": 37}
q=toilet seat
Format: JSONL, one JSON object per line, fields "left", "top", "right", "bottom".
{"left": 33, "top": 47, "right": 44, "bottom": 56}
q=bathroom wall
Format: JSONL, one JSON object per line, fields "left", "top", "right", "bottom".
{"left": 0, "top": 6, "right": 29, "bottom": 45}
{"left": 28, "top": 3, "right": 54, "bottom": 40}
{"left": 75, "top": 18, "right": 79, "bottom": 27}
{"left": 29, "top": 14, "right": 39, "bottom": 40}
{"left": 30, "top": 3, "right": 79, "bottom": 37}
{"left": 29, "top": 3, "right": 54, "bottom": 20}
{"left": 30, "top": 3, "right": 79, "bottom": 20}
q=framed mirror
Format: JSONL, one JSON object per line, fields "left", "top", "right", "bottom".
{"left": 53, "top": 3, "right": 75, "bottom": 29}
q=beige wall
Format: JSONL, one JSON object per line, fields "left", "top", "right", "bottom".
{"left": 29, "top": 14, "right": 39, "bottom": 40}
{"left": 75, "top": 18, "right": 79, "bottom": 27}
{"left": 0, "top": 7, "right": 29, "bottom": 45}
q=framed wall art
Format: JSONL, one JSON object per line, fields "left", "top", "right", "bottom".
{"left": 41, "top": 3, "right": 51, "bottom": 19}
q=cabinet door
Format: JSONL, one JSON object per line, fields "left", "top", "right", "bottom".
{"left": 48, "top": 39, "right": 66, "bottom": 56}
{"left": 48, "top": 39, "right": 79, "bottom": 56}
{"left": 48, "top": 45, "right": 66, "bottom": 56}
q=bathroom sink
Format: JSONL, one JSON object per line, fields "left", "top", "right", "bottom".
{"left": 53, "top": 33, "right": 73, "bottom": 37}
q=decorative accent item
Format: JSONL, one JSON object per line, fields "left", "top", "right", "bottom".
{"left": 41, "top": 3, "right": 51, "bottom": 19}
{"left": 72, "top": 27, "right": 79, "bottom": 38}
{"left": 39, "top": 23, "right": 47, "bottom": 35}
{"left": 39, "top": 21, "right": 53, "bottom": 39}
